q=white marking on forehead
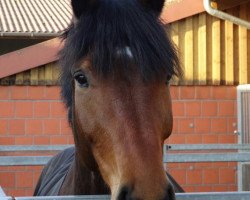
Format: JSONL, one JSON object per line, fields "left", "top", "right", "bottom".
{"left": 125, "top": 46, "right": 133, "bottom": 58}
{"left": 116, "top": 46, "right": 133, "bottom": 58}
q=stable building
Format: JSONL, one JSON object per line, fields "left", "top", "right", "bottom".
{"left": 0, "top": 0, "right": 249, "bottom": 196}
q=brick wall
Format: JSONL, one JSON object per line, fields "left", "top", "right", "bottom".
{"left": 167, "top": 86, "right": 238, "bottom": 192}
{"left": 0, "top": 86, "right": 73, "bottom": 196}
{"left": 0, "top": 85, "right": 238, "bottom": 196}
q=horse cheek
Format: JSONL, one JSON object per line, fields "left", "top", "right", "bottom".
{"left": 75, "top": 92, "right": 96, "bottom": 136}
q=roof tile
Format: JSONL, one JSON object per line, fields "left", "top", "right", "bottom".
{"left": 0, "top": 0, "right": 72, "bottom": 36}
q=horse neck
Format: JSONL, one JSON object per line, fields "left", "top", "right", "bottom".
{"left": 59, "top": 149, "right": 109, "bottom": 195}
{"left": 75, "top": 150, "right": 109, "bottom": 194}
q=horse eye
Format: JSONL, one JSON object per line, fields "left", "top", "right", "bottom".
{"left": 74, "top": 72, "right": 89, "bottom": 88}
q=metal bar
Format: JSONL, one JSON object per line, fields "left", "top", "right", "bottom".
{"left": 2, "top": 152, "right": 250, "bottom": 166}
{"left": 176, "top": 192, "right": 250, "bottom": 200}
{"left": 0, "top": 145, "right": 73, "bottom": 152}
{"left": 0, "top": 156, "right": 52, "bottom": 166}
{"left": 164, "top": 153, "right": 250, "bottom": 163}
{"left": 204, "top": 0, "right": 250, "bottom": 29}
{"left": 14, "top": 192, "right": 250, "bottom": 200}
{"left": 16, "top": 196, "right": 109, "bottom": 200}
{"left": 165, "top": 144, "right": 250, "bottom": 151}
{"left": 237, "top": 85, "right": 250, "bottom": 191}
{"left": 1, "top": 144, "right": 250, "bottom": 152}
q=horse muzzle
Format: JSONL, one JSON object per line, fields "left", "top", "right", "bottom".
{"left": 116, "top": 184, "right": 176, "bottom": 200}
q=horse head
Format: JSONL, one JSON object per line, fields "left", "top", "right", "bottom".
{"left": 59, "top": 0, "right": 181, "bottom": 199}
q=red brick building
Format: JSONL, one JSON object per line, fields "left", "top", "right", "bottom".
{"left": 0, "top": 0, "right": 249, "bottom": 197}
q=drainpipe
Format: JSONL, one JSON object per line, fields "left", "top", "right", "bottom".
{"left": 204, "top": 0, "right": 250, "bottom": 29}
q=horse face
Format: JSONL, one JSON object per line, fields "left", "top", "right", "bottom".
{"left": 73, "top": 58, "right": 175, "bottom": 200}
{"left": 59, "top": 0, "right": 181, "bottom": 199}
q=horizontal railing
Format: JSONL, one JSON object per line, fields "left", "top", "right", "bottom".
{"left": 1, "top": 145, "right": 250, "bottom": 199}
{"left": 10, "top": 192, "right": 250, "bottom": 200}
{"left": 165, "top": 144, "right": 250, "bottom": 151}
{"left": 1, "top": 144, "right": 250, "bottom": 152}
{"left": 1, "top": 144, "right": 250, "bottom": 166}
{"left": 1, "top": 152, "right": 250, "bottom": 166}
{"left": 0, "top": 145, "right": 73, "bottom": 152}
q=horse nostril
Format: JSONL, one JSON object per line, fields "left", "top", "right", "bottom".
{"left": 117, "top": 186, "right": 133, "bottom": 200}
{"left": 162, "top": 184, "right": 176, "bottom": 200}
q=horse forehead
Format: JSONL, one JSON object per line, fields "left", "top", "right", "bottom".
{"left": 78, "top": 47, "right": 133, "bottom": 70}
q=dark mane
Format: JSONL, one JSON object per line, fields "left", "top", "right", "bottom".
{"left": 59, "top": 0, "right": 181, "bottom": 121}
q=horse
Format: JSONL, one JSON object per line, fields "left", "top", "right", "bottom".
{"left": 34, "top": 0, "right": 184, "bottom": 199}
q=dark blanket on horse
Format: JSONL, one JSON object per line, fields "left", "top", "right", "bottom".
{"left": 34, "top": 147, "right": 75, "bottom": 196}
{"left": 34, "top": 147, "right": 184, "bottom": 196}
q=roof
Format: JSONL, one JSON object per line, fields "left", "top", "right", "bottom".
{"left": 1, "top": 0, "right": 249, "bottom": 37}
{"left": 0, "top": 0, "right": 201, "bottom": 37}
{"left": 0, "top": 0, "right": 72, "bottom": 37}
{"left": 0, "top": 0, "right": 203, "bottom": 37}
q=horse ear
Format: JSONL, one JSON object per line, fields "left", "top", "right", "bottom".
{"left": 140, "top": 0, "right": 165, "bottom": 15}
{"left": 71, "top": 0, "right": 96, "bottom": 19}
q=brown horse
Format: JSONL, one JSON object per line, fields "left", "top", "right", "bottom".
{"left": 34, "top": 0, "right": 183, "bottom": 199}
